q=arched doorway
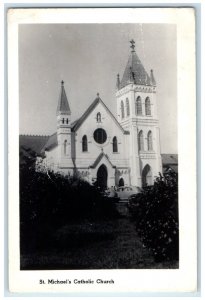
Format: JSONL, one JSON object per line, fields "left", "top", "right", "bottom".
{"left": 119, "top": 178, "right": 124, "bottom": 187}
{"left": 142, "top": 164, "right": 152, "bottom": 187}
{"left": 97, "top": 164, "right": 108, "bottom": 190}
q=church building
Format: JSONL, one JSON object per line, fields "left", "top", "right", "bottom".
{"left": 40, "top": 40, "right": 162, "bottom": 188}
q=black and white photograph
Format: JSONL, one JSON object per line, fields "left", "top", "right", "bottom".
{"left": 8, "top": 8, "right": 197, "bottom": 293}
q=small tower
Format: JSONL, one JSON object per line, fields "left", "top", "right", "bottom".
{"left": 116, "top": 40, "right": 162, "bottom": 187}
{"left": 56, "top": 80, "right": 73, "bottom": 172}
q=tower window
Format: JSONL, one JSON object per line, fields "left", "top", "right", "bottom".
{"left": 82, "top": 135, "right": 88, "bottom": 152}
{"left": 121, "top": 101, "right": 125, "bottom": 119}
{"left": 145, "top": 97, "right": 151, "bottom": 115}
{"left": 62, "top": 118, "right": 64, "bottom": 124}
{"left": 136, "top": 96, "right": 142, "bottom": 115}
{"left": 64, "top": 140, "right": 67, "bottom": 155}
{"left": 138, "top": 130, "right": 144, "bottom": 151}
{"left": 113, "top": 136, "right": 118, "bottom": 153}
{"left": 126, "top": 98, "right": 130, "bottom": 116}
{"left": 66, "top": 118, "right": 69, "bottom": 124}
{"left": 97, "top": 112, "right": 101, "bottom": 122}
{"left": 147, "top": 131, "right": 153, "bottom": 150}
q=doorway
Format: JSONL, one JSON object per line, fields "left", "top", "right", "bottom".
{"left": 97, "top": 164, "right": 108, "bottom": 190}
{"left": 142, "top": 164, "right": 152, "bottom": 187}
{"left": 119, "top": 178, "right": 124, "bottom": 187}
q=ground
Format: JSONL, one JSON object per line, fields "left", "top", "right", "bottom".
{"left": 21, "top": 203, "right": 178, "bottom": 270}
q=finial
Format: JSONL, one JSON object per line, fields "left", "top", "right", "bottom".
{"left": 150, "top": 69, "right": 156, "bottom": 86}
{"left": 61, "top": 80, "right": 64, "bottom": 86}
{"left": 116, "top": 74, "right": 120, "bottom": 90}
{"left": 130, "top": 39, "right": 135, "bottom": 52}
{"left": 97, "top": 92, "right": 99, "bottom": 97}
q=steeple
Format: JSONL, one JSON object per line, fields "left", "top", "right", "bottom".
{"left": 56, "top": 80, "right": 71, "bottom": 115}
{"left": 119, "top": 40, "right": 152, "bottom": 88}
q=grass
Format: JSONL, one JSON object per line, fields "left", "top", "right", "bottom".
{"left": 20, "top": 209, "right": 178, "bottom": 270}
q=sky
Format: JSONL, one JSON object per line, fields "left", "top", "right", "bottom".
{"left": 19, "top": 23, "right": 177, "bottom": 154}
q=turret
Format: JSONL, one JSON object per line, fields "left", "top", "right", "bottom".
{"left": 56, "top": 80, "right": 72, "bottom": 165}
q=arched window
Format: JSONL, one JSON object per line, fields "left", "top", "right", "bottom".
{"left": 82, "top": 135, "right": 88, "bottom": 152}
{"left": 62, "top": 118, "right": 64, "bottom": 124}
{"left": 121, "top": 101, "right": 124, "bottom": 119}
{"left": 126, "top": 98, "right": 130, "bottom": 116}
{"left": 64, "top": 140, "right": 67, "bottom": 155}
{"left": 138, "top": 130, "right": 144, "bottom": 151}
{"left": 136, "top": 96, "right": 142, "bottom": 115}
{"left": 66, "top": 118, "right": 69, "bottom": 124}
{"left": 147, "top": 131, "right": 153, "bottom": 150}
{"left": 97, "top": 112, "right": 101, "bottom": 122}
{"left": 145, "top": 97, "right": 151, "bottom": 115}
{"left": 113, "top": 136, "right": 118, "bottom": 153}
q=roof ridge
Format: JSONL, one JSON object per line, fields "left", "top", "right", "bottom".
{"left": 119, "top": 49, "right": 152, "bottom": 89}
{"left": 72, "top": 96, "right": 127, "bottom": 134}
{"left": 19, "top": 134, "right": 50, "bottom": 137}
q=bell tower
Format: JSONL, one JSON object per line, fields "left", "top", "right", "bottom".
{"left": 116, "top": 40, "right": 162, "bottom": 186}
{"left": 56, "top": 80, "right": 73, "bottom": 171}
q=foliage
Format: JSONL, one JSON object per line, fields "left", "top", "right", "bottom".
{"left": 129, "top": 172, "right": 179, "bottom": 262}
{"left": 20, "top": 153, "right": 118, "bottom": 253}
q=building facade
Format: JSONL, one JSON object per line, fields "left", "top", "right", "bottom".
{"left": 40, "top": 40, "right": 162, "bottom": 188}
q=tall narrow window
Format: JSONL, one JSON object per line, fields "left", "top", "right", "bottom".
{"left": 136, "top": 96, "right": 142, "bottom": 115}
{"left": 64, "top": 140, "right": 67, "bottom": 155}
{"left": 145, "top": 97, "right": 151, "bottom": 115}
{"left": 121, "top": 101, "right": 124, "bottom": 119}
{"left": 138, "top": 130, "right": 144, "bottom": 151}
{"left": 66, "top": 118, "right": 69, "bottom": 124}
{"left": 97, "top": 112, "right": 101, "bottom": 122}
{"left": 147, "top": 131, "right": 153, "bottom": 150}
{"left": 113, "top": 136, "right": 118, "bottom": 153}
{"left": 126, "top": 98, "right": 130, "bottom": 116}
{"left": 62, "top": 118, "right": 64, "bottom": 124}
{"left": 82, "top": 135, "right": 88, "bottom": 152}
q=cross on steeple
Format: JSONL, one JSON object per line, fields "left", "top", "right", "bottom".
{"left": 130, "top": 39, "right": 135, "bottom": 52}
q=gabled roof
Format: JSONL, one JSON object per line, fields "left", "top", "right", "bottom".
{"left": 56, "top": 81, "right": 71, "bottom": 115}
{"left": 120, "top": 49, "right": 151, "bottom": 89}
{"left": 19, "top": 135, "right": 49, "bottom": 155}
{"left": 89, "top": 152, "right": 116, "bottom": 169}
{"left": 72, "top": 95, "right": 129, "bottom": 134}
{"left": 161, "top": 154, "right": 178, "bottom": 165}
{"left": 43, "top": 132, "right": 57, "bottom": 151}
{"left": 19, "top": 135, "right": 50, "bottom": 165}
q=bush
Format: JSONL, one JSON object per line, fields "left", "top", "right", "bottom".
{"left": 20, "top": 154, "right": 118, "bottom": 253}
{"left": 129, "top": 172, "right": 178, "bottom": 262}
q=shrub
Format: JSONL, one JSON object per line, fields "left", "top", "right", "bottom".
{"left": 20, "top": 154, "right": 118, "bottom": 253}
{"left": 129, "top": 172, "right": 178, "bottom": 262}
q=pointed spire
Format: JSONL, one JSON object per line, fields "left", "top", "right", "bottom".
{"left": 129, "top": 67, "right": 135, "bottom": 83}
{"left": 56, "top": 80, "right": 71, "bottom": 115}
{"left": 150, "top": 69, "right": 156, "bottom": 86}
{"left": 116, "top": 74, "right": 120, "bottom": 90}
{"left": 120, "top": 41, "right": 151, "bottom": 88}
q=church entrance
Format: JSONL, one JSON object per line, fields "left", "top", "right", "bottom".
{"left": 119, "top": 178, "right": 124, "bottom": 187}
{"left": 142, "top": 164, "right": 152, "bottom": 187}
{"left": 97, "top": 164, "right": 108, "bottom": 190}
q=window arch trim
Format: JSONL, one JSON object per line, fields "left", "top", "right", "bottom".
{"left": 136, "top": 96, "right": 142, "bottom": 115}
{"left": 113, "top": 136, "right": 118, "bottom": 153}
{"left": 145, "top": 97, "right": 151, "bottom": 115}
{"left": 121, "top": 101, "right": 125, "bottom": 119}
{"left": 82, "top": 135, "right": 88, "bottom": 152}
{"left": 147, "top": 130, "right": 153, "bottom": 151}
{"left": 138, "top": 130, "right": 144, "bottom": 151}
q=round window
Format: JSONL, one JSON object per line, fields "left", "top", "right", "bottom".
{"left": 93, "top": 128, "right": 107, "bottom": 144}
